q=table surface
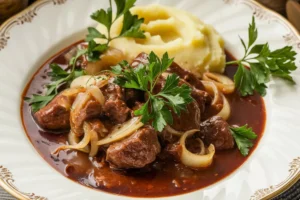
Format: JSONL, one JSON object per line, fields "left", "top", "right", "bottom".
{"left": 0, "top": 0, "right": 299, "bottom": 199}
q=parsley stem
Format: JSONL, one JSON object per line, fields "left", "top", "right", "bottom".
{"left": 226, "top": 60, "right": 240, "bottom": 65}
{"left": 109, "top": 0, "right": 112, "bottom": 11}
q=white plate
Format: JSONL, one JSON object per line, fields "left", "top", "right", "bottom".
{"left": 0, "top": 0, "right": 299, "bottom": 199}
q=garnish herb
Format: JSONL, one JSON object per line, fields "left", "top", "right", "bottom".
{"left": 112, "top": 52, "right": 194, "bottom": 132}
{"left": 26, "top": 0, "right": 145, "bottom": 112}
{"left": 230, "top": 125, "right": 257, "bottom": 156}
{"left": 86, "top": 0, "right": 145, "bottom": 61}
{"left": 226, "top": 16, "right": 297, "bottom": 96}
{"left": 25, "top": 49, "right": 87, "bottom": 112}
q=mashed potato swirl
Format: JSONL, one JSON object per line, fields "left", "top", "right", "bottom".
{"left": 96, "top": 4, "right": 226, "bottom": 76}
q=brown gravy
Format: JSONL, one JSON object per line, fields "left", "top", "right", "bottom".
{"left": 21, "top": 41, "right": 266, "bottom": 197}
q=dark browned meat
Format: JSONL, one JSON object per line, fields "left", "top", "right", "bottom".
{"left": 102, "top": 82, "right": 131, "bottom": 124}
{"left": 106, "top": 126, "right": 161, "bottom": 169}
{"left": 70, "top": 99, "right": 103, "bottom": 136}
{"left": 176, "top": 77, "right": 211, "bottom": 115}
{"left": 87, "top": 119, "right": 108, "bottom": 138}
{"left": 191, "top": 88, "right": 212, "bottom": 114}
{"left": 159, "top": 143, "right": 182, "bottom": 162}
{"left": 199, "top": 116, "right": 234, "bottom": 150}
{"left": 34, "top": 88, "right": 84, "bottom": 130}
{"left": 168, "top": 62, "right": 205, "bottom": 90}
{"left": 171, "top": 102, "right": 201, "bottom": 131}
{"left": 130, "top": 52, "right": 148, "bottom": 68}
{"left": 124, "top": 88, "right": 145, "bottom": 108}
{"left": 159, "top": 129, "right": 180, "bottom": 145}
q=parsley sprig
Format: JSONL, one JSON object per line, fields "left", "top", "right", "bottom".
{"left": 86, "top": 0, "right": 145, "bottom": 61}
{"left": 112, "top": 52, "right": 194, "bottom": 132}
{"left": 26, "top": 50, "right": 86, "bottom": 112}
{"left": 227, "top": 17, "right": 297, "bottom": 96}
{"left": 26, "top": 0, "right": 146, "bottom": 112}
{"left": 230, "top": 125, "right": 257, "bottom": 156}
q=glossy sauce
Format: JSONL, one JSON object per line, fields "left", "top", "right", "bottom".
{"left": 21, "top": 42, "right": 266, "bottom": 197}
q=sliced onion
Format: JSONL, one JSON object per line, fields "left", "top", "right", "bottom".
{"left": 83, "top": 122, "right": 99, "bottom": 157}
{"left": 68, "top": 130, "right": 90, "bottom": 153}
{"left": 71, "top": 75, "right": 94, "bottom": 88}
{"left": 71, "top": 92, "right": 90, "bottom": 111}
{"left": 52, "top": 123, "right": 91, "bottom": 155}
{"left": 216, "top": 94, "right": 231, "bottom": 120}
{"left": 201, "top": 81, "right": 221, "bottom": 106}
{"left": 95, "top": 78, "right": 109, "bottom": 88}
{"left": 71, "top": 75, "right": 109, "bottom": 89}
{"left": 97, "top": 117, "right": 143, "bottom": 146}
{"left": 68, "top": 130, "right": 80, "bottom": 145}
{"left": 203, "top": 72, "right": 235, "bottom": 94}
{"left": 196, "top": 138, "right": 206, "bottom": 155}
{"left": 89, "top": 130, "right": 99, "bottom": 157}
{"left": 87, "top": 86, "right": 105, "bottom": 106}
{"left": 165, "top": 125, "right": 184, "bottom": 136}
{"left": 61, "top": 87, "right": 86, "bottom": 97}
{"left": 56, "top": 87, "right": 86, "bottom": 110}
{"left": 179, "top": 129, "right": 215, "bottom": 168}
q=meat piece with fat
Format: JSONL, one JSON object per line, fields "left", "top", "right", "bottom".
{"left": 167, "top": 62, "right": 205, "bottom": 90}
{"left": 34, "top": 88, "right": 85, "bottom": 130}
{"left": 88, "top": 119, "right": 108, "bottom": 138}
{"left": 191, "top": 88, "right": 212, "bottom": 114}
{"left": 106, "top": 126, "right": 161, "bottom": 169}
{"left": 130, "top": 52, "right": 148, "bottom": 68}
{"left": 159, "top": 143, "right": 182, "bottom": 162}
{"left": 124, "top": 88, "right": 145, "bottom": 108}
{"left": 199, "top": 116, "right": 234, "bottom": 150}
{"left": 70, "top": 98, "right": 103, "bottom": 137}
{"left": 102, "top": 82, "right": 131, "bottom": 124}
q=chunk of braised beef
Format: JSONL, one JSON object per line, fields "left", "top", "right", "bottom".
{"left": 158, "top": 129, "right": 180, "bottom": 145}
{"left": 171, "top": 102, "right": 201, "bottom": 131}
{"left": 124, "top": 88, "right": 145, "bottom": 108}
{"left": 167, "top": 62, "right": 205, "bottom": 90}
{"left": 101, "top": 82, "right": 131, "bottom": 124}
{"left": 34, "top": 88, "right": 84, "bottom": 130}
{"left": 199, "top": 116, "right": 234, "bottom": 150}
{"left": 159, "top": 143, "right": 182, "bottom": 162}
{"left": 87, "top": 119, "right": 108, "bottom": 138}
{"left": 191, "top": 88, "right": 212, "bottom": 114}
{"left": 34, "top": 95, "right": 71, "bottom": 130}
{"left": 71, "top": 99, "right": 103, "bottom": 137}
{"left": 130, "top": 52, "right": 148, "bottom": 68}
{"left": 106, "top": 126, "right": 161, "bottom": 169}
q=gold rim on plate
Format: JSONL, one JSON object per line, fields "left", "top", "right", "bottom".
{"left": 0, "top": 0, "right": 299, "bottom": 199}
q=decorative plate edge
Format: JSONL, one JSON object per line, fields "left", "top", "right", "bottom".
{"left": 0, "top": 0, "right": 67, "bottom": 51}
{"left": 0, "top": 165, "right": 47, "bottom": 200}
{"left": 250, "top": 157, "right": 300, "bottom": 200}
{"left": 224, "top": 0, "right": 300, "bottom": 52}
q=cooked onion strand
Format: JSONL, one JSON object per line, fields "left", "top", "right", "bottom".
{"left": 203, "top": 72, "right": 235, "bottom": 94}
{"left": 52, "top": 123, "right": 91, "bottom": 155}
{"left": 165, "top": 125, "right": 184, "bottom": 136}
{"left": 68, "top": 131, "right": 90, "bottom": 153}
{"left": 97, "top": 117, "right": 143, "bottom": 146}
{"left": 201, "top": 81, "right": 221, "bottom": 106}
{"left": 179, "top": 129, "right": 215, "bottom": 168}
{"left": 216, "top": 94, "right": 231, "bottom": 120}
{"left": 87, "top": 86, "right": 105, "bottom": 106}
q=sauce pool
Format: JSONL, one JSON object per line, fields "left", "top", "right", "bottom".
{"left": 21, "top": 41, "right": 266, "bottom": 197}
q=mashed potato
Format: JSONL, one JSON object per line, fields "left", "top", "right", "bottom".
{"left": 96, "top": 4, "right": 226, "bottom": 76}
